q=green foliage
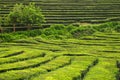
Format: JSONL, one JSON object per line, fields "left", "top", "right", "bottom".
{"left": 0, "top": 25, "right": 120, "bottom": 80}
{"left": 6, "top": 4, "right": 24, "bottom": 25}
{"left": 50, "top": 24, "right": 65, "bottom": 30}
{"left": 71, "top": 26, "right": 96, "bottom": 38}
{"left": 42, "top": 22, "right": 120, "bottom": 39}
{"left": 13, "top": 29, "right": 42, "bottom": 37}
{"left": 22, "top": 3, "right": 45, "bottom": 26}
{"left": 42, "top": 24, "right": 71, "bottom": 39}
{"left": 84, "top": 59, "right": 118, "bottom": 80}
{"left": 0, "top": 29, "right": 42, "bottom": 42}
{"left": 0, "top": 34, "right": 14, "bottom": 42}
{"left": 31, "top": 56, "right": 96, "bottom": 80}
{"left": 6, "top": 3, "right": 45, "bottom": 27}
{"left": 93, "top": 22, "right": 120, "bottom": 33}
{"left": 1, "top": 22, "right": 120, "bottom": 42}
{"left": 0, "top": 17, "right": 2, "bottom": 26}
{"left": 114, "top": 25, "right": 120, "bottom": 32}
{"left": 0, "top": 17, "right": 2, "bottom": 32}
{"left": 43, "top": 24, "right": 65, "bottom": 35}
{"left": 65, "top": 24, "right": 76, "bottom": 32}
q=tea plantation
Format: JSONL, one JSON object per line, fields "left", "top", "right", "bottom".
{"left": 0, "top": 0, "right": 120, "bottom": 80}
{"left": 0, "top": 0, "right": 120, "bottom": 26}
{"left": 0, "top": 22, "right": 120, "bottom": 80}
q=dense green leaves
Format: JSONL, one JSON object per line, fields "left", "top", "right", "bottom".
{"left": 0, "top": 29, "right": 42, "bottom": 42}
{"left": 6, "top": 3, "right": 45, "bottom": 31}
{"left": 7, "top": 4, "right": 23, "bottom": 25}
{"left": 71, "top": 26, "right": 96, "bottom": 38}
{"left": 114, "top": 25, "right": 120, "bottom": 32}
{"left": 93, "top": 22, "right": 120, "bottom": 33}
{"left": 21, "top": 3, "right": 45, "bottom": 26}
{"left": 0, "top": 17, "right": 2, "bottom": 26}
{"left": 0, "top": 17, "right": 2, "bottom": 32}
{"left": 0, "top": 22, "right": 120, "bottom": 42}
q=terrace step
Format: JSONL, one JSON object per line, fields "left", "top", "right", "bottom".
{"left": 0, "top": 0, "right": 120, "bottom": 26}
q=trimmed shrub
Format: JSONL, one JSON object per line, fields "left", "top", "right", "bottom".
{"left": 93, "top": 22, "right": 119, "bottom": 32}
{"left": 43, "top": 24, "right": 66, "bottom": 36}
{"left": 1, "top": 22, "right": 120, "bottom": 42}
{"left": 0, "top": 34, "right": 13, "bottom": 42}
{"left": 0, "top": 29, "right": 42, "bottom": 42}
{"left": 114, "top": 25, "right": 120, "bottom": 32}
{"left": 71, "top": 26, "right": 96, "bottom": 38}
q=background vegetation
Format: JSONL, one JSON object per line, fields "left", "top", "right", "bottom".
{"left": 0, "top": 22, "right": 120, "bottom": 42}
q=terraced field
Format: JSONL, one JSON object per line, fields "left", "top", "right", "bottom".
{"left": 0, "top": 0, "right": 120, "bottom": 26}
{"left": 0, "top": 0, "right": 120, "bottom": 79}
{"left": 0, "top": 32, "right": 120, "bottom": 80}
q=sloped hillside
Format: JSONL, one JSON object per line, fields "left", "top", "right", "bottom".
{"left": 0, "top": 0, "right": 120, "bottom": 26}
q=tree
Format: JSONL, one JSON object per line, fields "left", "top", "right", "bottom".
{"left": 7, "top": 3, "right": 45, "bottom": 32}
{"left": 7, "top": 4, "right": 23, "bottom": 32}
{"left": 22, "top": 3, "right": 45, "bottom": 30}
{"left": 0, "top": 17, "right": 3, "bottom": 33}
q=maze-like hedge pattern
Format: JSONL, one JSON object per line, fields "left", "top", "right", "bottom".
{"left": 0, "top": 32, "right": 120, "bottom": 80}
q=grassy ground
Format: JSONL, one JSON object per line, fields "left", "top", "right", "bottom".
{"left": 0, "top": 28, "right": 120, "bottom": 80}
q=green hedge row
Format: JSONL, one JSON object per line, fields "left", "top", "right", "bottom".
{"left": 0, "top": 22, "right": 120, "bottom": 42}
{"left": 0, "top": 29, "right": 42, "bottom": 42}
